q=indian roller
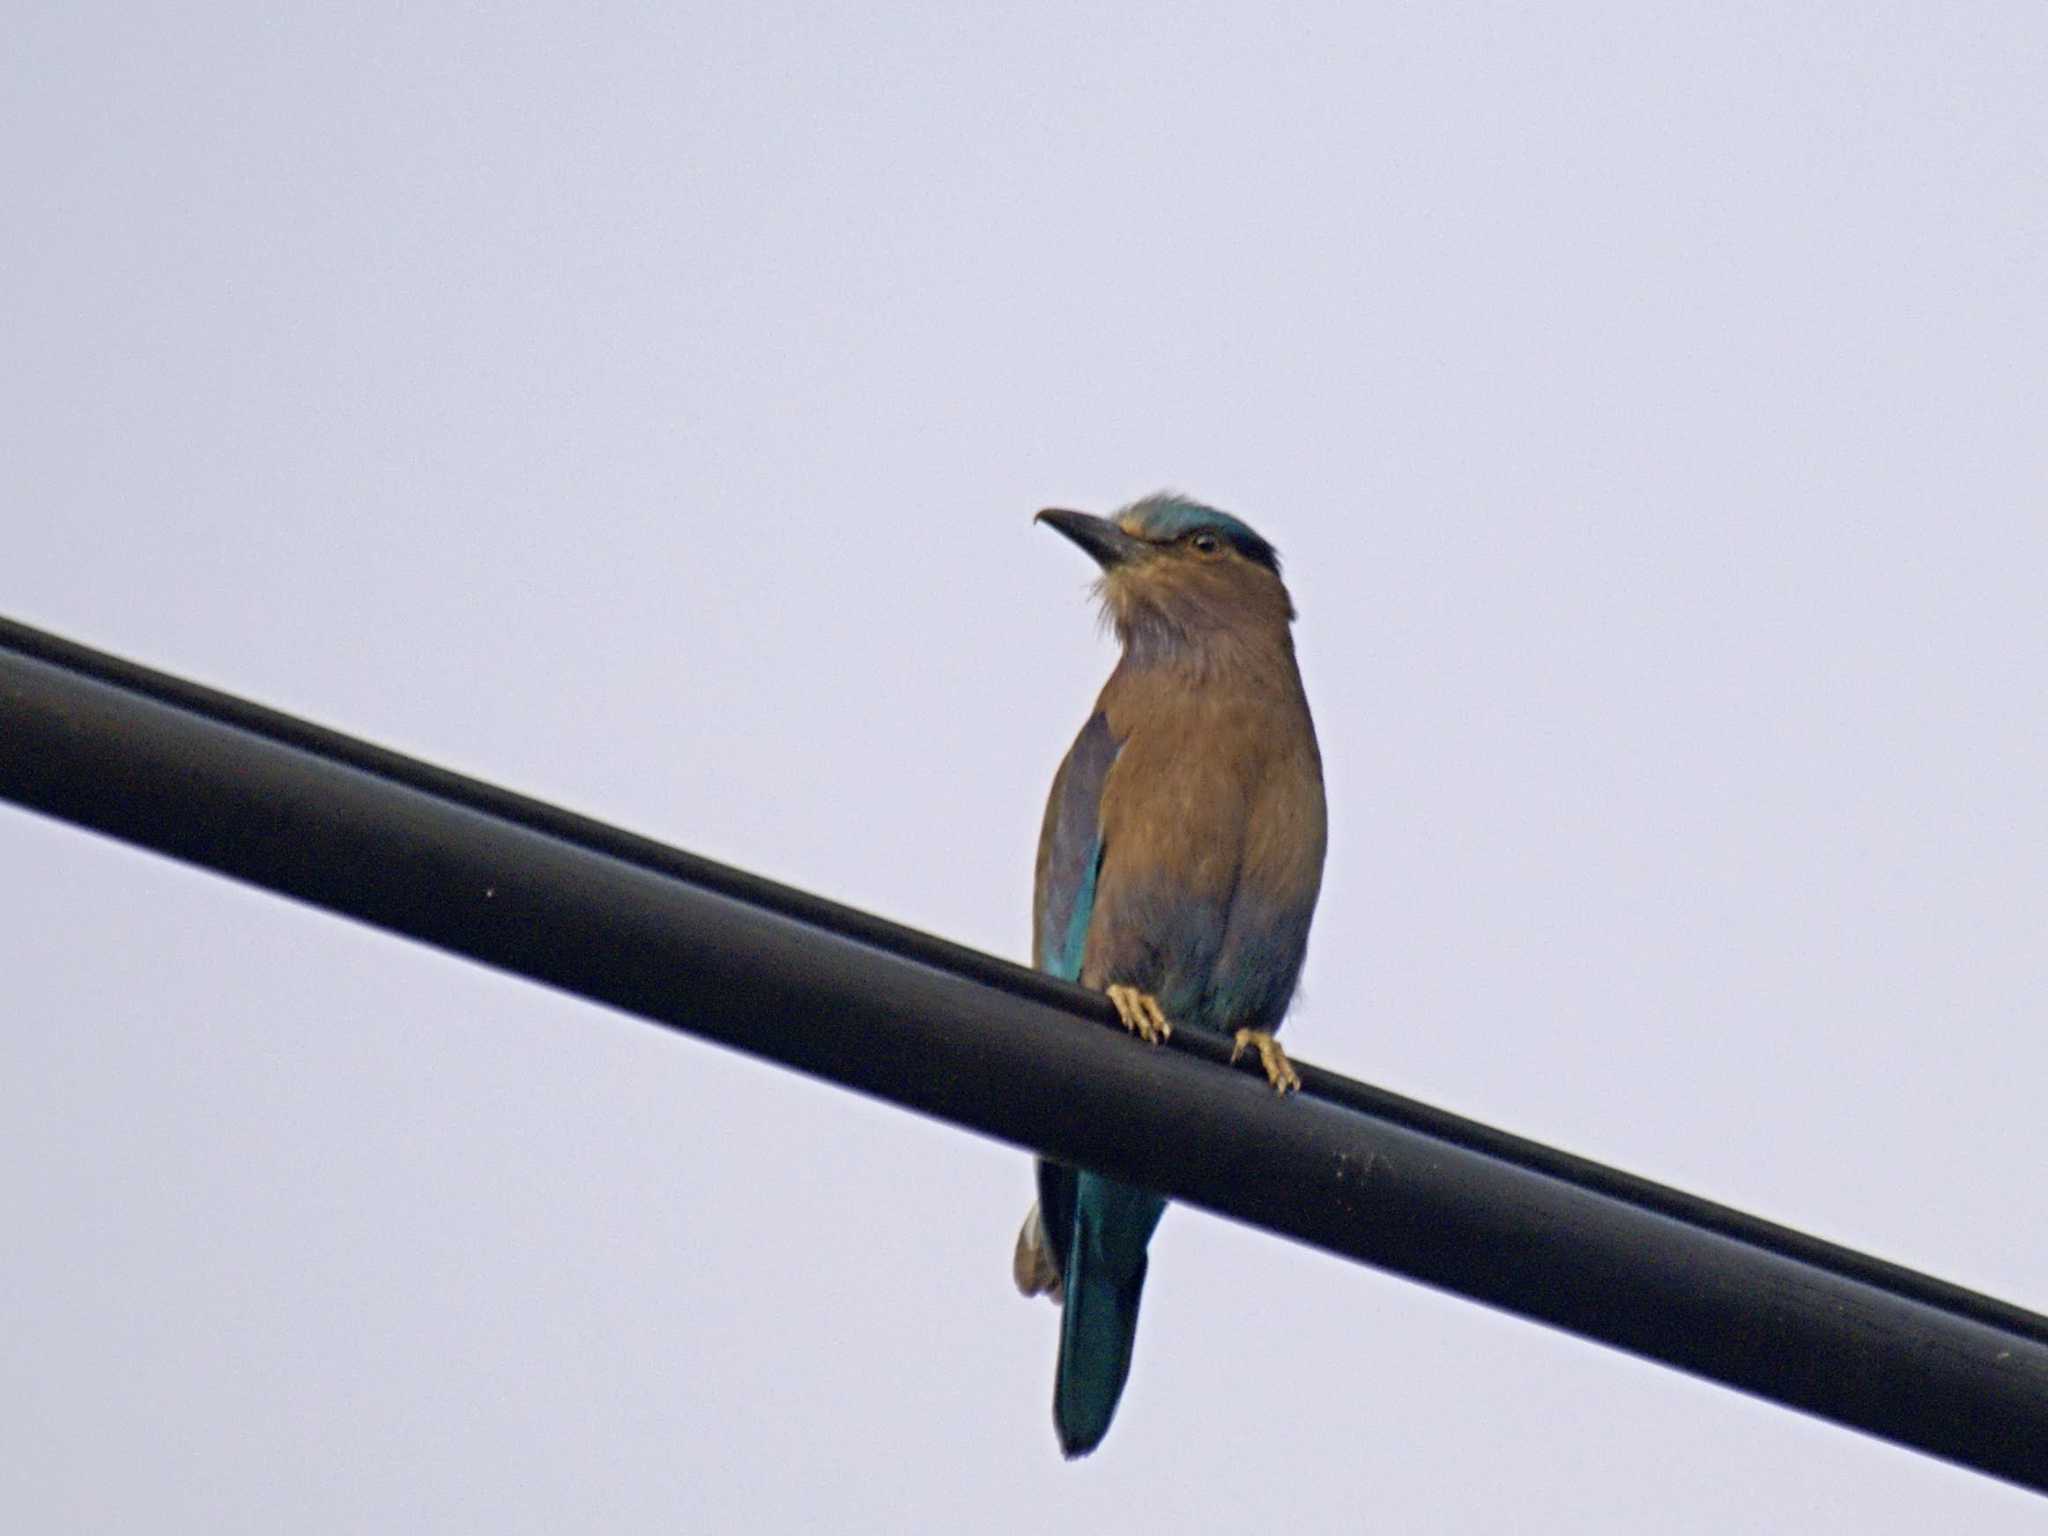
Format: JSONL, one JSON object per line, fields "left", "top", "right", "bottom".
{"left": 1013, "top": 493, "right": 1327, "bottom": 1457}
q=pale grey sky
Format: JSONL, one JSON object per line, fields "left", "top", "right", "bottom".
{"left": 4, "top": 4, "right": 2045, "bottom": 1531}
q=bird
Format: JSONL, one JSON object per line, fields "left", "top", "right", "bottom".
{"left": 1014, "top": 492, "right": 1327, "bottom": 1457}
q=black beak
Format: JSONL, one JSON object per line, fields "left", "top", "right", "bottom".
{"left": 1035, "top": 508, "right": 1145, "bottom": 571}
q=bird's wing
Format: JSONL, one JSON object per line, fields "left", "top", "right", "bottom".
{"left": 1028, "top": 707, "right": 1168, "bottom": 1456}
{"left": 1034, "top": 710, "right": 1119, "bottom": 982}
{"left": 1028, "top": 710, "right": 1121, "bottom": 1284}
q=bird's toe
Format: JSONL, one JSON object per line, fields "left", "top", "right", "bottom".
{"left": 1231, "top": 1028, "right": 1301, "bottom": 1094}
{"left": 1106, "top": 984, "right": 1174, "bottom": 1044}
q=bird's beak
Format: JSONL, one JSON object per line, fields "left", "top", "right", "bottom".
{"left": 1035, "top": 509, "right": 1145, "bottom": 571}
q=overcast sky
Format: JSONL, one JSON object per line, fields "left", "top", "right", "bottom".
{"left": 5, "top": 5, "right": 2045, "bottom": 1531}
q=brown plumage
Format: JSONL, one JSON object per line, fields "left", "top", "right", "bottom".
{"left": 1018, "top": 493, "right": 1327, "bottom": 1457}
{"left": 1082, "top": 617, "right": 1325, "bottom": 1021}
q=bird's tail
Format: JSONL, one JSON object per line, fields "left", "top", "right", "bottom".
{"left": 1052, "top": 1173, "right": 1167, "bottom": 1458}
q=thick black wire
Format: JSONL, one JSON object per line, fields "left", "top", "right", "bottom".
{"left": 3, "top": 614, "right": 2045, "bottom": 1492}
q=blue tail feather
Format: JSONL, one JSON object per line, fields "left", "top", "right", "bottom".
{"left": 1053, "top": 1173, "right": 1167, "bottom": 1457}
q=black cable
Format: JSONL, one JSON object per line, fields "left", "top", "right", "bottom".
{"left": 3, "top": 614, "right": 2044, "bottom": 1493}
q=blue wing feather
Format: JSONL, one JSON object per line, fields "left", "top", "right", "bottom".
{"left": 1030, "top": 709, "right": 1167, "bottom": 1456}
{"left": 1030, "top": 710, "right": 1120, "bottom": 1286}
{"left": 1035, "top": 710, "right": 1118, "bottom": 980}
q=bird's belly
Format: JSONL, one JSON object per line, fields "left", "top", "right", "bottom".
{"left": 1087, "top": 877, "right": 1308, "bottom": 1036}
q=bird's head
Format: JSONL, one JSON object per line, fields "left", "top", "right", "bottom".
{"left": 1036, "top": 494, "right": 1296, "bottom": 659}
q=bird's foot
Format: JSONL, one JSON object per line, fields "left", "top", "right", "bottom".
{"left": 1106, "top": 984, "right": 1173, "bottom": 1044}
{"left": 1231, "top": 1029, "right": 1302, "bottom": 1095}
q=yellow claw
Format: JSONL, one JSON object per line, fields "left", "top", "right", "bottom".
{"left": 1106, "top": 984, "right": 1173, "bottom": 1044}
{"left": 1231, "top": 1029, "right": 1302, "bottom": 1095}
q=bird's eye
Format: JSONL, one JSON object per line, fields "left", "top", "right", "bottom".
{"left": 1189, "top": 532, "right": 1222, "bottom": 556}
